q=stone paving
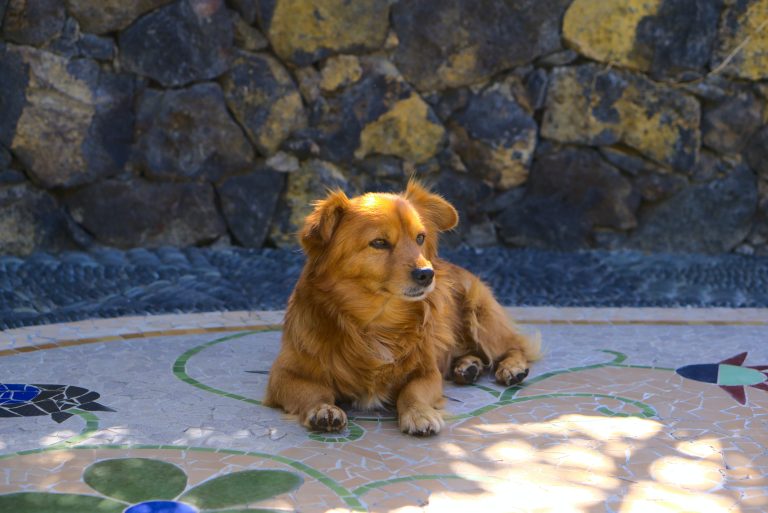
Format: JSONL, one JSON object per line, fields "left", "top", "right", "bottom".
{"left": 2, "top": 247, "right": 768, "bottom": 329}
{"left": 1, "top": 307, "right": 767, "bottom": 512}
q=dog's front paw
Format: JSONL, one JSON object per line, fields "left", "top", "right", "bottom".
{"left": 495, "top": 355, "right": 530, "bottom": 387}
{"left": 453, "top": 355, "right": 484, "bottom": 385}
{"left": 304, "top": 403, "right": 347, "bottom": 432}
{"left": 399, "top": 404, "right": 444, "bottom": 436}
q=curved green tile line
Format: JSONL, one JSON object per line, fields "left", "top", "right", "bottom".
{"left": 352, "top": 473, "right": 504, "bottom": 497}
{"left": 1, "top": 409, "right": 100, "bottom": 461}
{"left": 173, "top": 329, "right": 280, "bottom": 406}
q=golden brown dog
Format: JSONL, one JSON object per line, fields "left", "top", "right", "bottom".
{"left": 265, "top": 180, "right": 540, "bottom": 436}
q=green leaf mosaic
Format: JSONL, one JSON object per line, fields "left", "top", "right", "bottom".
{"left": 180, "top": 470, "right": 302, "bottom": 509}
{"left": 84, "top": 458, "right": 187, "bottom": 503}
{"left": 0, "top": 492, "right": 125, "bottom": 513}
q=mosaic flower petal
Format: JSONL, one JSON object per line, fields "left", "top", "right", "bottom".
{"left": 0, "top": 492, "right": 125, "bottom": 513}
{"left": 179, "top": 470, "right": 302, "bottom": 509}
{"left": 84, "top": 458, "right": 187, "bottom": 503}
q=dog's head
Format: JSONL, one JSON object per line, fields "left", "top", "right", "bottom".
{"left": 299, "top": 180, "right": 458, "bottom": 302}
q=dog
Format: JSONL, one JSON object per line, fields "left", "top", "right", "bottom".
{"left": 264, "top": 180, "right": 540, "bottom": 436}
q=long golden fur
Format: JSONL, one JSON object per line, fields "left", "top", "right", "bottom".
{"left": 265, "top": 180, "right": 540, "bottom": 436}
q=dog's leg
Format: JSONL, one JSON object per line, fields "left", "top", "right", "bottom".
{"left": 265, "top": 368, "right": 347, "bottom": 433}
{"left": 452, "top": 354, "right": 484, "bottom": 385}
{"left": 460, "top": 272, "right": 541, "bottom": 387}
{"left": 494, "top": 348, "right": 532, "bottom": 387}
{"left": 397, "top": 368, "right": 445, "bottom": 436}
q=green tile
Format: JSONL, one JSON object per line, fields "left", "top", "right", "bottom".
{"left": 180, "top": 470, "right": 302, "bottom": 509}
{"left": 84, "top": 458, "right": 187, "bottom": 503}
{"left": 0, "top": 492, "right": 125, "bottom": 513}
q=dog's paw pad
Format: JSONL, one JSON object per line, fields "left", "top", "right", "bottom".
{"left": 306, "top": 404, "right": 347, "bottom": 432}
{"left": 495, "top": 367, "right": 530, "bottom": 387}
{"left": 399, "top": 405, "right": 444, "bottom": 436}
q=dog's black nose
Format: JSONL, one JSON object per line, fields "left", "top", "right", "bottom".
{"left": 411, "top": 267, "right": 434, "bottom": 287}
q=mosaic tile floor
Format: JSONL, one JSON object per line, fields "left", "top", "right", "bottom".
{"left": 1, "top": 307, "right": 767, "bottom": 513}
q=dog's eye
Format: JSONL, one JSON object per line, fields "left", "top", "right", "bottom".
{"left": 416, "top": 233, "right": 426, "bottom": 246}
{"left": 369, "top": 238, "right": 391, "bottom": 250}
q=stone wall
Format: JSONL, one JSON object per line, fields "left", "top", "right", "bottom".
{"left": 1, "top": 0, "right": 767, "bottom": 256}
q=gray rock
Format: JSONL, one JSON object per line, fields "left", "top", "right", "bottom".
{"left": 0, "top": 44, "right": 28, "bottom": 150}
{"left": 118, "top": 0, "right": 232, "bottom": 87}
{"left": 744, "top": 126, "right": 768, "bottom": 179}
{"left": 232, "top": 11, "right": 268, "bottom": 51}
{"left": 431, "top": 170, "right": 495, "bottom": 247}
{"left": 77, "top": 34, "right": 115, "bottom": 61}
{"left": 228, "top": 0, "right": 258, "bottom": 24}
{"left": 135, "top": 83, "right": 254, "bottom": 182}
{"left": 269, "top": 159, "right": 352, "bottom": 247}
{"left": 221, "top": 51, "right": 306, "bottom": 156}
{"left": 0, "top": 145, "right": 11, "bottom": 169}
{"left": 392, "top": 0, "right": 570, "bottom": 91}
{"left": 217, "top": 168, "right": 285, "bottom": 247}
{"left": 1, "top": 45, "right": 134, "bottom": 188}
{"left": 0, "top": 169, "right": 26, "bottom": 185}
{"left": 65, "top": 178, "right": 226, "bottom": 248}
{"left": 0, "top": 183, "right": 73, "bottom": 255}
{"left": 0, "top": 0, "right": 7, "bottom": 23}
{"left": 496, "top": 195, "right": 593, "bottom": 250}
{"left": 2, "top": 0, "right": 65, "bottom": 46}
{"left": 529, "top": 147, "right": 639, "bottom": 230}
{"left": 542, "top": 64, "right": 701, "bottom": 172}
{"left": 633, "top": 169, "right": 689, "bottom": 203}
{"left": 65, "top": 0, "right": 174, "bottom": 35}
{"left": 257, "top": 0, "right": 390, "bottom": 66}
{"left": 702, "top": 90, "right": 763, "bottom": 154}
{"left": 634, "top": 0, "right": 723, "bottom": 81}
{"left": 450, "top": 80, "right": 538, "bottom": 189}
{"left": 628, "top": 163, "right": 758, "bottom": 253}
{"left": 309, "top": 59, "right": 442, "bottom": 164}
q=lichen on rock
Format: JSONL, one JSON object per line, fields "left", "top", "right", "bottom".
{"left": 541, "top": 64, "right": 701, "bottom": 172}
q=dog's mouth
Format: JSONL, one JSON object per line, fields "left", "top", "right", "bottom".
{"left": 401, "top": 282, "right": 435, "bottom": 301}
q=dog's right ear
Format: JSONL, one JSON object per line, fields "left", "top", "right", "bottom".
{"left": 299, "top": 189, "right": 350, "bottom": 253}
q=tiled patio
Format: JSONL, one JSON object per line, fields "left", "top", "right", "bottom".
{"left": 1, "top": 307, "right": 767, "bottom": 512}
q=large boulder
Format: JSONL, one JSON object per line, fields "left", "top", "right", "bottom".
{"left": 496, "top": 195, "right": 593, "bottom": 250}
{"left": 256, "top": 0, "right": 390, "bottom": 66}
{"left": 309, "top": 58, "right": 445, "bottom": 164}
{"left": 563, "top": 0, "right": 722, "bottom": 80}
{"left": 0, "top": 45, "right": 134, "bottom": 189}
{"left": 65, "top": 0, "right": 174, "bottom": 34}
{"left": 712, "top": 0, "right": 768, "bottom": 80}
{"left": 0, "top": 183, "right": 73, "bottom": 255}
{"left": 541, "top": 64, "right": 701, "bottom": 172}
{"left": 135, "top": 83, "right": 254, "bottom": 182}
{"left": 216, "top": 167, "right": 286, "bottom": 247}
{"left": 627, "top": 162, "right": 758, "bottom": 253}
{"left": 65, "top": 178, "right": 226, "bottom": 248}
{"left": 221, "top": 51, "right": 306, "bottom": 156}
{"left": 529, "top": 148, "right": 640, "bottom": 230}
{"left": 449, "top": 80, "right": 537, "bottom": 189}
{"left": 118, "top": 0, "right": 233, "bottom": 87}
{"left": 2, "top": 0, "right": 65, "bottom": 46}
{"left": 392, "top": 0, "right": 570, "bottom": 91}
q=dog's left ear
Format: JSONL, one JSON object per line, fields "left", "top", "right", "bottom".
{"left": 300, "top": 189, "right": 351, "bottom": 253}
{"left": 405, "top": 179, "right": 458, "bottom": 232}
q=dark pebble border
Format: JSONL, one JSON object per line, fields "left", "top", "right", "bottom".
{"left": 2, "top": 246, "right": 767, "bottom": 330}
